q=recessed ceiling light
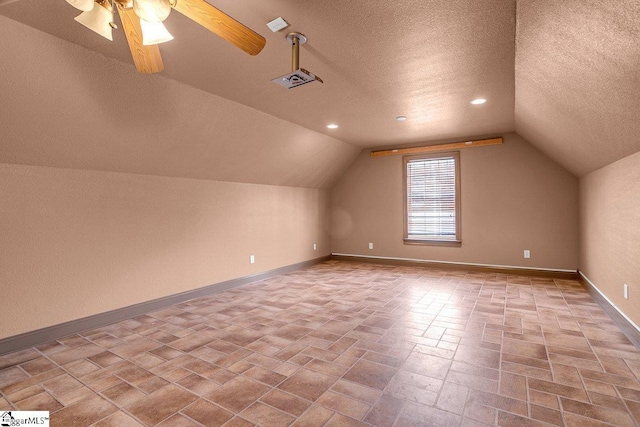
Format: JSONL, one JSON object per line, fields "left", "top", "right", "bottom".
{"left": 396, "top": 116, "right": 407, "bottom": 121}
{"left": 327, "top": 124, "right": 339, "bottom": 129}
{"left": 471, "top": 98, "right": 487, "bottom": 105}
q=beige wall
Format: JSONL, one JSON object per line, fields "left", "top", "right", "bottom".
{"left": 0, "top": 163, "right": 330, "bottom": 340}
{"left": 579, "top": 150, "right": 640, "bottom": 327}
{"left": 330, "top": 132, "right": 579, "bottom": 270}
{"left": 0, "top": 17, "right": 358, "bottom": 342}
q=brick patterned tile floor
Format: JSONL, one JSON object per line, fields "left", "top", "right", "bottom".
{"left": 1, "top": 260, "right": 640, "bottom": 426}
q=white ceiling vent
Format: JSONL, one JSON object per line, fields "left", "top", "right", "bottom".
{"left": 267, "top": 17, "right": 289, "bottom": 33}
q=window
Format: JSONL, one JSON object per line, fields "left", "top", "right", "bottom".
{"left": 403, "top": 152, "right": 461, "bottom": 245}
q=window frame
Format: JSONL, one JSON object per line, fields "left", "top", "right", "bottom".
{"left": 403, "top": 151, "right": 462, "bottom": 246}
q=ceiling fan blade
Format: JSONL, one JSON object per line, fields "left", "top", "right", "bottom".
{"left": 172, "top": 0, "right": 265, "bottom": 56}
{"left": 117, "top": 4, "right": 164, "bottom": 73}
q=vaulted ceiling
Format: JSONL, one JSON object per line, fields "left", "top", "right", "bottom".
{"left": 1, "top": 0, "right": 638, "bottom": 184}
{"left": 515, "top": 1, "right": 640, "bottom": 176}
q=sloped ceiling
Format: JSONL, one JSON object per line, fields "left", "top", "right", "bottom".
{"left": 0, "top": 15, "right": 360, "bottom": 189}
{"left": 515, "top": 1, "right": 640, "bottom": 177}
{"left": 0, "top": 0, "right": 639, "bottom": 182}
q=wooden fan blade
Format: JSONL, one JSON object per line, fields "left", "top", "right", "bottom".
{"left": 117, "top": 5, "right": 164, "bottom": 73}
{"left": 172, "top": 0, "right": 266, "bottom": 56}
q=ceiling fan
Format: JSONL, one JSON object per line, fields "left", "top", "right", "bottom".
{"left": 65, "top": 0, "right": 266, "bottom": 73}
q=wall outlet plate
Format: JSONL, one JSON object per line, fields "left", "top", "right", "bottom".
{"left": 313, "top": 243, "right": 317, "bottom": 250}
{"left": 624, "top": 283, "right": 629, "bottom": 299}
{"left": 524, "top": 250, "right": 531, "bottom": 259}
{"left": 250, "top": 255, "right": 255, "bottom": 264}
{"left": 368, "top": 242, "right": 374, "bottom": 250}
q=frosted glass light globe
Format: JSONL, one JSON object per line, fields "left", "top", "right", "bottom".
{"left": 133, "top": 0, "right": 171, "bottom": 23}
{"left": 66, "top": 0, "right": 95, "bottom": 12}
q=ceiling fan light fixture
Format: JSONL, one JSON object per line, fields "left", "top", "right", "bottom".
{"left": 140, "top": 19, "right": 174, "bottom": 45}
{"left": 133, "top": 0, "right": 171, "bottom": 22}
{"left": 74, "top": 2, "right": 114, "bottom": 41}
{"left": 66, "top": 0, "right": 95, "bottom": 12}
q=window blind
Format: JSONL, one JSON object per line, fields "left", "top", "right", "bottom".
{"left": 405, "top": 155, "right": 458, "bottom": 241}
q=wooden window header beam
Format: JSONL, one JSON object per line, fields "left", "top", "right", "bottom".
{"left": 370, "top": 137, "right": 503, "bottom": 157}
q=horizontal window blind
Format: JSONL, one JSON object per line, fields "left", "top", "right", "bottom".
{"left": 406, "top": 155, "right": 458, "bottom": 241}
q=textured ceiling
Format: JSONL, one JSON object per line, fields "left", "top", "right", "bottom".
{"left": 0, "top": 0, "right": 516, "bottom": 146}
{"left": 515, "top": 0, "right": 640, "bottom": 177}
{"left": 0, "top": 15, "right": 360, "bottom": 189}
{"left": 0, "top": 0, "right": 639, "bottom": 181}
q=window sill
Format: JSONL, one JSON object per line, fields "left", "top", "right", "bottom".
{"left": 403, "top": 238, "right": 462, "bottom": 247}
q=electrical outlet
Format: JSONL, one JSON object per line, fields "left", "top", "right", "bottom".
{"left": 250, "top": 255, "right": 255, "bottom": 264}
{"left": 524, "top": 250, "right": 531, "bottom": 259}
{"left": 368, "top": 242, "right": 374, "bottom": 250}
{"left": 313, "top": 243, "right": 317, "bottom": 250}
{"left": 624, "top": 284, "right": 629, "bottom": 299}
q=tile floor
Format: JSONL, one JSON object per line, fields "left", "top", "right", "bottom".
{"left": 1, "top": 260, "right": 640, "bottom": 426}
